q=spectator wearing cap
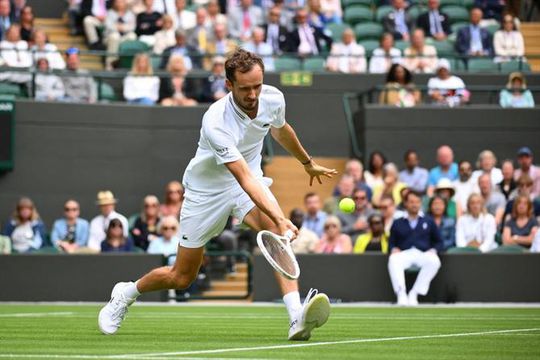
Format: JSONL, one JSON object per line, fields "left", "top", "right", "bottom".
{"left": 289, "top": 208, "right": 319, "bottom": 254}
{"left": 514, "top": 147, "right": 540, "bottom": 198}
{"left": 101, "top": 218, "right": 134, "bottom": 252}
{"left": 61, "top": 47, "right": 97, "bottom": 103}
{"left": 326, "top": 27, "right": 366, "bottom": 74}
{"left": 316, "top": 216, "right": 353, "bottom": 254}
{"left": 369, "top": 33, "right": 402, "bottom": 74}
{"left": 427, "top": 59, "right": 469, "bottom": 107}
{"left": 388, "top": 191, "right": 442, "bottom": 306}
{"left": 471, "top": 150, "right": 503, "bottom": 188}
{"left": 431, "top": 178, "right": 457, "bottom": 218}
{"left": 499, "top": 72, "right": 535, "bottom": 108}
{"left": 456, "top": 193, "right": 497, "bottom": 252}
{"left": 427, "top": 194, "right": 455, "bottom": 250}
{"left": 152, "top": 14, "right": 175, "bottom": 54}
{"left": 383, "top": 0, "right": 413, "bottom": 41}
{"left": 416, "top": 0, "right": 451, "bottom": 41}
{"left": 353, "top": 214, "right": 389, "bottom": 254}
{"left": 88, "top": 190, "right": 129, "bottom": 251}
{"left": 51, "top": 199, "right": 90, "bottom": 253}
{"left": 103, "top": 0, "right": 136, "bottom": 70}
{"left": 147, "top": 215, "right": 180, "bottom": 263}
{"left": 454, "top": 160, "right": 478, "bottom": 216}
{"left": 242, "top": 27, "right": 274, "bottom": 71}
{"left": 478, "top": 172, "right": 506, "bottom": 225}
{"left": 30, "top": 29, "right": 66, "bottom": 70}
{"left": 337, "top": 188, "right": 376, "bottom": 240}
{"left": 494, "top": 14, "right": 525, "bottom": 63}
{"left": 455, "top": 7, "right": 493, "bottom": 58}
{"left": 34, "top": 58, "right": 65, "bottom": 101}
{"left": 427, "top": 145, "right": 458, "bottom": 196}
{"left": 201, "top": 56, "right": 227, "bottom": 102}
{"left": 399, "top": 150, "right": 429, "bottom": 195}
{"left": 123, "top": 53, "right": 160, "bottom": 105}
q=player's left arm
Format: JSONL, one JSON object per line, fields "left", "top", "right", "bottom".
{"left": 270, "top": 123, "right": 338, "bottom": 186}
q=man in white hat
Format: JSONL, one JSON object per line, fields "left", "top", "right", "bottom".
{"left": 87, "top": 190, "right": 129, "bottom": 251}
{"left": 427, "top": 58, "right": 468, "bottom": 107}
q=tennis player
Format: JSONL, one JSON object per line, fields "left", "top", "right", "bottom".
{"left": 99, "top": 49, "right": 337, "bottom": 340}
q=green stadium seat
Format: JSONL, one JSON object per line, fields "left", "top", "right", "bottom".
{"left": 99, "top": 82, "right": 117, "bottom": 102}
{"left": 118, "top": 40, "right": 150, "bottom": 68}
{"left": 327, "top": 23, "right": 350, "bottom": 41}
{"left": 303, "top": 57, "right": 326, "bottom": 71}
{"left": 274, "top": 57, "right": 302, "bottom": 71}
{"left": 344, "top": 5, "right": 373, "bottom": 25}
{"left": 432, "top": 39, "right": 456, "bottom": 57}
{"left": 441, "top": 6, "right": 469, "bottom": 24}
{"left": 446, "top": 246, "right": 482, "bottom": 253}
{"left": 467, "top": 57, "right": 498, "bottom": 73}
{"left": 490, "top": 245, "right": 526, "bottom": 253}
{"left": 0, "top": 82, "right": 24, "bottom": 98}
{"left": 375, "top": 5, "right": 393, "bottom": 22}
{"left": 394, "top": 40, "right": 410, "bottom": 52}
{"left": 407, "top": 6, "right": 427, "bottom": 21}
{"left": 450, "top": 21, "right": 469, "bottom": 34}
{"left": 500, "top": 60, "right": 532, "bottom": 73}
{"left": 359, "top": 39, "right": 379, "bottom": 56}
{"left": 485, "top": 23, "right": 500, "bottom": 35}
{"left": 462, "top": 0, "right": 474, "bottom": 9}
{"left": 440, "top": 0, "right": 463, "bottom": 6}
{"left": 354, "top": 22, "right": 384, "bottom": 40}
{"left": 342, "top": 0, "right": 373, "bottom": 8}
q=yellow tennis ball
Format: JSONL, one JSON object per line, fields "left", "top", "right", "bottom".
{"left": 339, "top": 198, "right": 355, "bottom": 213}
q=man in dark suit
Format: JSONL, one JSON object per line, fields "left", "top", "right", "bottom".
{"left": 288, "top": 8, "right": 332, "bottom": 56}
{"left": 416, "top": 0, "right": 451, "bottom": 41}
{"left": 160, "top": 28, "right": 199, "bottom": 69}
{"left": 388, "top": 191, "right": 443, "bottom": 306}
{"left": 383, "top": 0, "right": 414, "bottom": 41}
{"left": 262, "top": 6, "right": 289, "bottom": 55}
{"left": 455, "top": 7, "right": 493, "bottom": 57}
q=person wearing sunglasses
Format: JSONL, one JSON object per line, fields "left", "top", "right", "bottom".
{"left": 353, "top": 214, "right": 388, "bottom": 254}
{"left": 160, "top": 181, "right": 184, "bottom": 218}
{"left": 337, "top": 188, "right": 375, "bottom": 239}
{"left": 131, "top": 195, "right": 161, "bottom": 251}
{"left": 147, "top": 216, "right": 180, "bottom": 264}
{"left": 101, "top": 219, "right": 134, "bottom": 252}
{"left": 51, "top": 199, "right": 89, "bottom": 253}
{"left": 315, "top": 216, "right": 352, "bottom": 254}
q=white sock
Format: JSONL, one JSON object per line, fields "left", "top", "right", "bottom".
{"left": 283, "top": 291, "right": 302, "bottom": 322}
{"left": 124, "top": 280, "right": 141, "bottom": 299}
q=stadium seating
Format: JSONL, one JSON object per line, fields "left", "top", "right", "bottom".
{"left": 342, "top": 0, "right": 374, "bottom": 8}
{"left": 274, "top": 57, "right": 302, "bottom": 71}
{"left": 407, "top": 6, "right": 426, "bottom": 21}
{"left": 359, "top": 39, "right": 380, "bottom": 56}
{"left": 500, "top": 60, "right": 532, "bottom": 73}
{"left": 394, "top": 40, "right": 410, "bottom": 52}
{"left": 327, "top": 23, "right": 349, "bottom": 41}
{"left": 490, "top": 245, "right": 527, "bottom": 253}
{"left": 117, "top": 40, "right": 150, "bottom": 69}
{"left": 303, "top": 57, "right": 326, "bottom": 71}
{"left": 440, "top": 0, "right": 463, "bottom": 6}
{"left": 98, "top": 82, "right": 117, "bottom": 102}
{"left": 0, "top": 83, "right": 26, "bottom": 98}
{"left": 467, "top": 58, "right": 499, "bottom": 72}
{"left": 431, "top": 39, "right": 457, "bottom": 57}
{"left": 354, "top": 22, "right": 384, "bottom": 40}
{"left": 375, "top": 5, "right": 393, "bottom": 22}
{"left": 441, "top": 6, "right": 470, "bottom": 24}
{"left": 344, "top": 6, "right": 374, "bottom": 25}
{"left": 447, "top": 246, "right": 482, "bottom": 253}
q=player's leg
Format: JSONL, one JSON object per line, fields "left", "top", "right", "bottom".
{"left": 98, "top": 245, "right": 204, "bottom": 335}
{"left": 407, "top": 250, "right": 441, "bottom": 305}
{"left": 242, "top": 206, "right": 330, "bottom": 341}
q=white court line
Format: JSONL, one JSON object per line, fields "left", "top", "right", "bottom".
{"left": 0, "top": 328, "right": 538, "bottom": 359}
{"left": 119, "top": 327, "right": 540, "bottom": 358}
{"left": 0, "top": 312, "right": 74, "bottom": 318}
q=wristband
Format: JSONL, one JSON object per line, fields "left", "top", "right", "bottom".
{"left": 301, "top": 156, "right": 313, "bottom": 165}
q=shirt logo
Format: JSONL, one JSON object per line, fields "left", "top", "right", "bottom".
{"left": 182, "top": 235, "right": 188, "bottom": 240}
{"left": 215, "top": 147, "right": 229, "bottom": 156}
{"left": 262, "top": 123, "right": 270, "bottom": 127}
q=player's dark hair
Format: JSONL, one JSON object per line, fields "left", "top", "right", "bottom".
{"left": 225, "top": 48, "right": 265, "bottom": 83}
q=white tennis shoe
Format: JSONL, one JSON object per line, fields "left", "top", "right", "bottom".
{"left": 288, "top": 288, "right": 330, "bottom": 341}
{"left": 98, "top": 282, "right": 136, "bottom": 335}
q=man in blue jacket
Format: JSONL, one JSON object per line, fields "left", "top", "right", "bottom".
{"left": 388, "top": 191, "right": 443, "bottom": 306}
{"left": 455, "top": 7, "right": 493, "bottom": 57}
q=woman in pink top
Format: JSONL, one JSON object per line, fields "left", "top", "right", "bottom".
{"left": 316, "top": 216, "right": 353, "bottom": 254}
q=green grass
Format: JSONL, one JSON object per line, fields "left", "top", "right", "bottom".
{"left": 0, "top": 304, "right": 539, "bottom": 359}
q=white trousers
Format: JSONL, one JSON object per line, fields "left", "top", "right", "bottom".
{"left": 387, "top": 248, "right": 441, "bottom": 296}
{"left": 83, "top": 16, "right": 103, "bottom": 44}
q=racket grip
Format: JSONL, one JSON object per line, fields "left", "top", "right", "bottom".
{"left": 284, "top": 229, "right": 295, "bottom": 240}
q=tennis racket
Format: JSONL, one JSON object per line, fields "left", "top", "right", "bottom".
{"left": 256, "top": 229, "right": 300, "bottom": 280}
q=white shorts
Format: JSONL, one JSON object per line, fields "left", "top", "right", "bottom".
{"left": 179, "top": 177, "right": 276, "bottom": 248}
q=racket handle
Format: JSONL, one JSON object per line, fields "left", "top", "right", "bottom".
{"left": 284, "top": 229, "right": 295, "bottom": 241}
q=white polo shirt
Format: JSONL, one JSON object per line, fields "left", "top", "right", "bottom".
{"left": 182, "top": 84, "right": 286, "bottom": 193}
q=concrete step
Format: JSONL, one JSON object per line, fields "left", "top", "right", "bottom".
{"left": 226, "top": 272, "right": 248, "bottom": 281}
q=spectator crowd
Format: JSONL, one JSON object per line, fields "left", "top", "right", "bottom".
{"left": 0, "top": 0, "right": 536, "bottom": 106}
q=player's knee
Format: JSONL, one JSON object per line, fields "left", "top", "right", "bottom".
{"left": 171, "top": 273, "right": 197, "bottom": 290}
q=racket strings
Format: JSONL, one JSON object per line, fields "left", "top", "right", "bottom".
{"left": 261, "top": 234, "right": 297, "bottom": 275}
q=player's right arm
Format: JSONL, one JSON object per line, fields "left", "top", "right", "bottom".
{"left": 225, "top": 158, "right": 297, "bottom": 236}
